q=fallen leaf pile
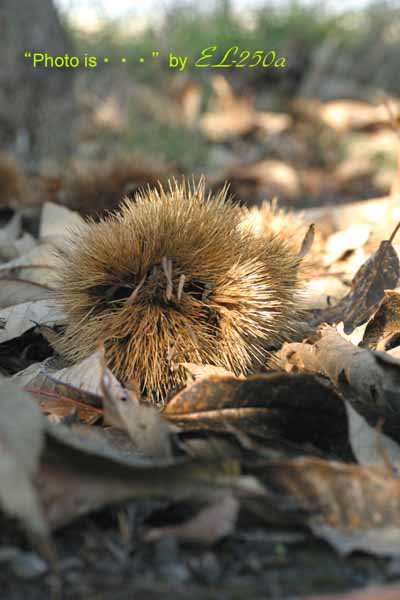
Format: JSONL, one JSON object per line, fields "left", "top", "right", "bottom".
{"left": 2, "top": 97, "right": 400, "bottom": 600}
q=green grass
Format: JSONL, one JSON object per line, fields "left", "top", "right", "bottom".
{"left": 67, "top": 0, "right": 354, "bottom": 83}
{"left": 124, "top": 112, "right": 210, "bottom": 170}
{"left": 62, "top": 0, "right": 399, "bottom": 170}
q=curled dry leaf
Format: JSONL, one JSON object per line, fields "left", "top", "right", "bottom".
{"left": 44, "top": 349, "right": 124, "bottom": 400}
{"left": 297, "top": 223, "right": 315, "bottom": 261}
{"left": 276, "top": 325, "right": 400, "bottom": 410}
{"left": 17, "top": 360, "right": 103, "bottom": 425}
{"left": 164, "top": 373, "right": 348, "bottom": 456}
{"left": 16, "top": 352, "right": 168, "bottom": 432}
{"left": 22, "top": 351, "right": 130, "bottom": 425}
{"left": 312, "top": 235, "right": 399, "bottom": 333}
{"left": 34, "top": 392, "right": 102, "bottom": 425}
{"left": 0, "top": 201, "right": 82, "bottom": 289}
{"left": 12, "top": 353, "right": 115, "bottom": 424}
{"left": 12, "top": 358, "right": 60, "bottom": 388}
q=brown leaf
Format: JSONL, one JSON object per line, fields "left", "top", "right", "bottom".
{"left": 362, "top": 290, "right": 400, "bottom": 350}
{"left": 275, "top": 325, "right": 400, "bottom": 410}
{"left": 15, "top": 351, "right": 121, "bottom": 413}
{"left": 164, "top": 373, "right": 348, "bottom": 456}
{"left": 312, "top": 238, "right": 399, "bottom": 333}
{"left": 297, "top": 223, "right": 315, "bottom": 261}
{"left": 250, "top": 456, "right": 400, "bottom": 556}
{"left": 29, "top": 389, "right": 102, "bottom": 425}
{"left": 38, "top": 424, "right": 264, "bottom": 530}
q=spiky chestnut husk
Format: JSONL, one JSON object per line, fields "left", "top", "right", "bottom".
{"left": 241, "top": 199, "right": 323, "bottom": 273}
{"left": 54, "top": 180, "right": 302, "bottom": 403}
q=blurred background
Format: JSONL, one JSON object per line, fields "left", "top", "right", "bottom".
{"left": 1, "top": 0, "right": 399, "bottom": 213}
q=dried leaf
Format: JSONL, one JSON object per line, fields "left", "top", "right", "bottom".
{"left": 38, "top": 423, "right": 264, "bottom": 530}
{"left": 39, "top": 201, "right": 84, "bottom": 244}
{"left": 0, "top": 300, "right": 65, "bottom": 344}
{"left": 312, "top": 238, "right": 400, "bottom": 333}
{"left": 226, "top": 160, "right": 300, "bottom": 198}
{"left": 199, "top": 75, "right": 257, "bottom": 141}
{"left": 362, "top": 290, "right": 400, "bottom": 350}
{"left": 276, "top": 325, "right": 400, "bottom": 410}
{"left": 16, "top": 352, "right": 126, "bottom": 423}
{"left": 35, "top": 392, "right": 102, "bottom": 425}
{"left": 0, "top": 278, "right": 51, "bottom": 308}
{"left": 12, "top": 355, "right": 114, "bottom": 423}
{"left": 345, "top": 401, "right": 400, "bottom": 472}
{"left": 0, "top": 243, "right": 59, "bottom": 286}
{"left": 336, "top": 321, "right": 369, "bottom": 346}
{"left": 251, "top": 457, "right": 400, "bottom": 556}
{"left": 0, "top": 212, "right": 21, "bottom": 239}
{"left": 44, "top": 350, "right": 124, "bottom": 399}
{"left": 12, "top": 357, "right": 66, "bottom": 388}
{"left": 165, "top": 373, "right": 348, "bottom": 455}
{"left": 101, "top": 365, "right": 172, "bottom": 459}
{"left": 297, "top": 224, "right": 315, "bottom": 261}
{"left": 0, "top": 381, "right": 49, "bottom": 545}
